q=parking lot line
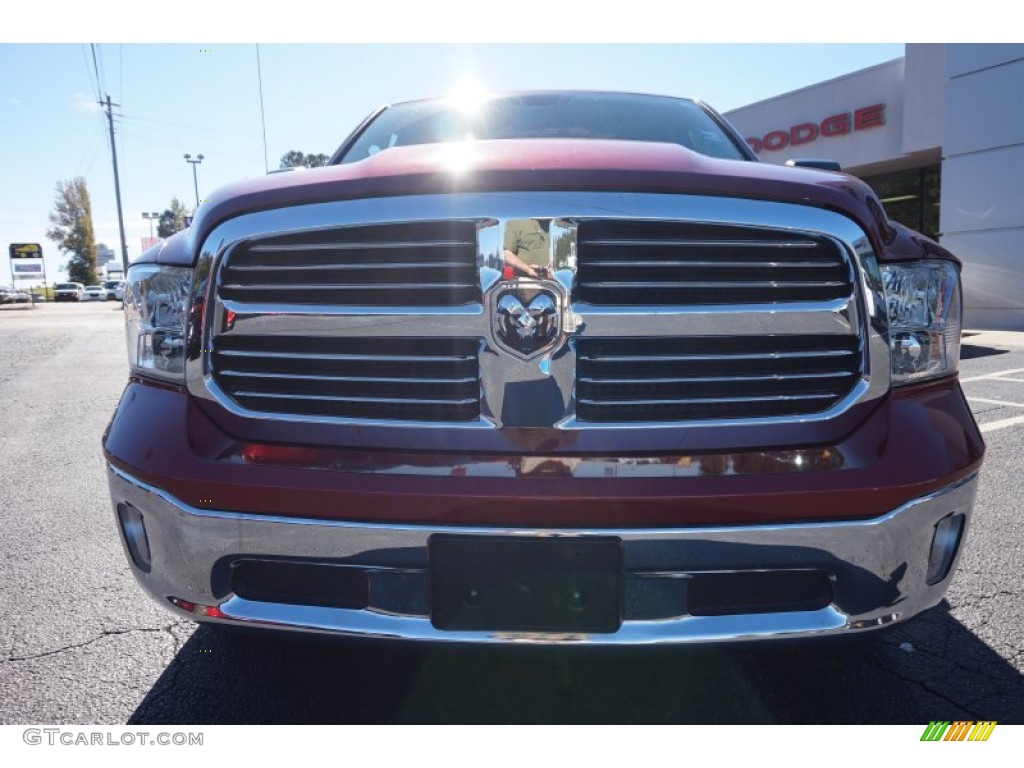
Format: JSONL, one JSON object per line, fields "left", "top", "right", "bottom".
{"left": 960, "top": 367, "right": 1024, "bottom": 383}
{"left": 968, "top": 397, "right": 1024, "bottom": 409}
{"left": 980, "top": 414, "right": 1024, "bottom": 433}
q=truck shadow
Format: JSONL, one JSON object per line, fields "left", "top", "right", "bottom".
{"left": 128, "top": 601, "right": 1023, "bottom": 724}
{"left": 960, "top": 343, "right": 1010, "bottom": 360}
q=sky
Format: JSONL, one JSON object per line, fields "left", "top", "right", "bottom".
{"left": 0, "top": 42, "right": 909, "bottom": 284}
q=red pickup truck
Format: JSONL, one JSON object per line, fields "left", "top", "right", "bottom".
{"left": 104, "top": 91, "right": 983, "bottom": 643}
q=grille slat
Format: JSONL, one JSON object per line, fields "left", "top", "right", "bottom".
{"left": 220, "top": 370, "right": 478, "bottom": 385}
{"left": 584, "top": 238, "right": 820, "bottom": 249}
{"left": 221, "top": 221, "right": 480, "bottom": 306}
{"left": 579, "top": 280, "right": 849, "bottom": 289}
{"left": 578, "top": 371, "right": 853, "bottom": 384}
{"left": 228, "top": 261, "right": 472, "bottom": 272}
{"left": 576, "top": 221, "right": 852, "bottom": 306}
{"left": 575, "top": 335, "right": 860, "bottom": 423}
{"left": 248, "top": 239, "right": 474, "bottom": 252}
{"left": 587, "top": 260, "right": 840, "bottom": 268}
{"left": 233, "top": 391, "right": 478, "bottom": 406}
{"left": 213, "top": 336, "right": 480, "bottom": 422}
{"left": 578, "top": 393, "right": 836, "bottom": 406}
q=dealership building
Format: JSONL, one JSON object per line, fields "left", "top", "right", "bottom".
{"left": 725, "top": 44, "right": 1024, "bottom": 330}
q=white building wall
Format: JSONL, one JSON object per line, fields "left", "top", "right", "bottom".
{"left": 724, "top": 59, "right": 908, "bottom": 173}
{"left": 940, "top": 45, "right": 1024, "bottom": 330}
{"left": 902, "top": 44, "right": 945, "bottom": 155}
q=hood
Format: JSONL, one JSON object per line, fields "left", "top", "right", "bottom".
{"left": 170, "top": 139, "right": 929, "bottom": 266}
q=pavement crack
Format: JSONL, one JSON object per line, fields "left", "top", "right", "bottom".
{"left": 3, "top": 625, "right": 176, "bottom": 664}
{"left": 854, "top": 644, "right": 982, "bottom": 719}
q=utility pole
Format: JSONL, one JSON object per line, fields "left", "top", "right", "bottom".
{"left": 101, "top": 94, "right": 130, "bottom": 273}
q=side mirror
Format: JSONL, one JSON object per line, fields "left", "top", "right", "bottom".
{"left": 786, "top": 159, "right": 842, "bottom": 172}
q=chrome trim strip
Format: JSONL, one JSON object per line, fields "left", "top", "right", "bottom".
{"left": 108, "top": 465, "right": 978, "bottom": 645}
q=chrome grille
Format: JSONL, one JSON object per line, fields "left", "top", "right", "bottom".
{"left": 194, "top": 192, "right": 888, "bottom": 442}
{"left": 575, "top": 335, "right": 861, "bottom": 422}
{"left": 212, "top": 336, "right": 480, "bottom": 422}
{"left": 220, "top": 221, "right": 480, "bottom": 306}
{"left": 574, "top": 220, "right": 852, "bottom": 305}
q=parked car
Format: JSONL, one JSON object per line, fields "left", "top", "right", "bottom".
{"left": 104, "top": 91, "right": 983, "bottom": 645}
{"left": 82, "top": 285, "right": 107, "bottom": 301}
{"left": 54, "top": 282, "right": 85, "bottom": 302}
{"left": 103, "top": 280, "right": 125, "bottom": 301}
{"left": 1, "top": 287, "right": 30, "bottom": 304}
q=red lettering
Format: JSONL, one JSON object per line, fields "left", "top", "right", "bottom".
{"left": 854, "top": 103, "right": 886, "bottom": 130}
{"left": 749, "top": 104, "right": 886, "bottom": 153}
{"left": 789, "top": 123, "right": 819, "bottom": 146}
{"left": 762, "top": 130, "right": 789, "bottom": 151}
{"left": 820, "top": 113, "right": 851, "bottom": 137}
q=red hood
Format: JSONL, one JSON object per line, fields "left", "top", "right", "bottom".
{"left": 159, "top": 139, "right": 952, "bottom": 267}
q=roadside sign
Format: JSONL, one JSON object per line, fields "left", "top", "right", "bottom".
{"left": 9, "top": 243, "right": 43, "bottom": 259}
{"left": 8, "top": 243, "right": 46, "bottom": 289}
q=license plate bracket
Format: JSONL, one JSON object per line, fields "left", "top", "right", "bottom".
{"left": 429, "top": 535, "right": 622, "bottom": 633}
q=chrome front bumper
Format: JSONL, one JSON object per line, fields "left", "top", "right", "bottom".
{"left": 107, "top": 464, "right": 978, "bottom": 645}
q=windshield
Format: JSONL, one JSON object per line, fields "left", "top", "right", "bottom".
{"left": 338, "top": 92, "right": 748, "bottom": 164}
{"left": 56, "top": 284, "right": 78, "bottom": 290}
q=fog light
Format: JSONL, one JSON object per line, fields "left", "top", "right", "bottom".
{"left": 116, "top": 502, "right": 152, "bottom": 573}
{"left": 926, "top": 513, "right": 965, "bottom": 585}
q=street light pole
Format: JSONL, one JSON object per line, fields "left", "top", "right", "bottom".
{"left": 184, "top": 153, "right": 204, "bottom": 209}
{"left": 142, "top": 211, "right": 160, "bottom": 239}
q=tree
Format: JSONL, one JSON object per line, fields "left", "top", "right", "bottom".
{"left": 157, "top": 197, "right": 190, "bottom": 239}
{"left": 46, "top": 177, "right": 98, "bottom": 285}
{"left": 279, "top": 150, "right": 329, "bottom": 169}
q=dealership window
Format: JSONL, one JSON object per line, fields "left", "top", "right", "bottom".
{"left": 859, "top": 165, "right": 941, "bottom": 240}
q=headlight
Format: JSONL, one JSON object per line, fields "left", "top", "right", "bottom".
{"left": 124, "top": 264, "right": 193, "bottom": 383}
{"left": 881, "top": 260, "right": 961, "bottom": 385}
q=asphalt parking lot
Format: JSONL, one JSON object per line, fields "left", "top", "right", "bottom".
{"left": 0, "top": 300, "right": 1021, "bottom": 724}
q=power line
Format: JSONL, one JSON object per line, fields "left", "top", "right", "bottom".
{"left": 117, "top": 112, "right": 258, "bottom": 139}
{"left": 80, "top": 44, "right": 100, "bottom": 101}
{"left": 96, "top": 44, "right": 107, "bottom": 94}
{"left": 256, "top": 44, "right": 269, "bottom": 173}
{"left": 90, "top": 44, "right": 104, "bottom": 101}
{"left": 75, "top": 121, "right": 106, "bottom": 175}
